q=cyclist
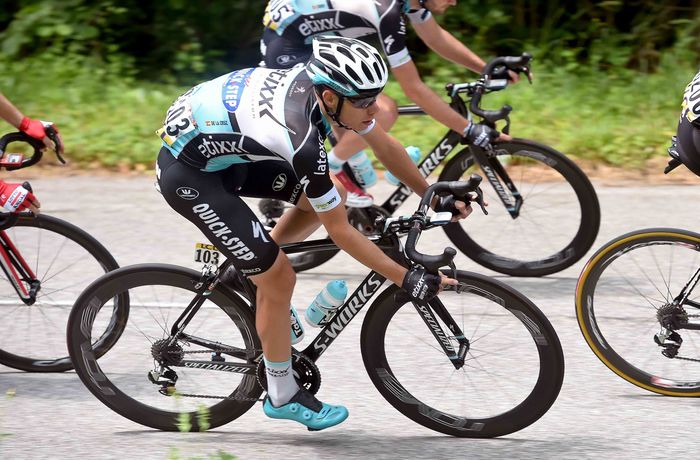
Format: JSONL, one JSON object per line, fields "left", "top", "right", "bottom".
{"left": 156, "top": 36, "right": 494, "bottom": 431}
{"left": 260, "top": 0, "right": 518, "bottom": 206}
{"left": 670, "top": 70, "right": 700, "bottom": 176}
{"left": 0, "top": 92, "right": 64, "bottom": 214}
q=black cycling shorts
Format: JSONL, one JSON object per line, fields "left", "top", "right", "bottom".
{"left": 156, "top": 148, "right": 304, "bottom": 275}
{"left": 260, "top": 28, "right": 312, "bottom": 69}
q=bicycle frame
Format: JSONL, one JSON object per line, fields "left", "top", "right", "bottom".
{"left": 380, "top": 94, "right": 522, "bottom": 218}
{"left": 164, "top": 233, "right": 470, "bottom": 377}
{"left": 0, "top": 221, "right": 40, "bottom": 305}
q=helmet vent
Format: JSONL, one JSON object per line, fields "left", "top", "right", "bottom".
{"left": 345, "top": 65, "right": 361, "bottom": 83}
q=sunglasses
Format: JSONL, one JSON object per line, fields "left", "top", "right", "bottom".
{"left": 346, "top": 95, "right": 377, "bottom": 109}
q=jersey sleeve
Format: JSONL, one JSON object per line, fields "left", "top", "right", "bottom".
{"left": 291, "top": 126, "right": 342, "bottom": 213}
{"left": 377, "top": 3, "right": 412, "bottom": 68}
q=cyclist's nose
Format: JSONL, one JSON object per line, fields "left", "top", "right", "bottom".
{"left": 367, "top": 101, "right": 379, "bottom": 116}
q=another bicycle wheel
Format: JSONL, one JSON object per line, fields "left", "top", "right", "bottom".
{"left": 361, "top": 270, "right": 564, "bottom": 437}
{"left": 576, "top": 228, "right": 700, "bottom": 396}
{"left": 67, "top": 264, "right": 262, "bottom": 431}
{"left": 0, "top": 214, "right": 121, "bottom": 372}
{"left": 440, "top": 139, "right": 600, "bottom": 277}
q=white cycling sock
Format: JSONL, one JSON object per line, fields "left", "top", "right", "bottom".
{"left": 264, "top": 357, "right": 299, "bottom": 407}
{"left": 328, "top": 149, "right": 345, "bottom": 174}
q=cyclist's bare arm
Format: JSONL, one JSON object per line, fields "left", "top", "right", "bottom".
{"left": 392, "top": 61, "right": 511, "bottom": 141}
{"left": 316, "top": 203, "right": 407, "bottom": 285}
{"left": 411, "top": 18, "right": 521, "bottom": 83}
{"left": 411, "top": 18, "right": 485, "bottom": 74}
{"left": 0, "top": 92, "right": 25, "bottom": 128}
{"left": 363, "top": 124, "right": 429, "bottom": 195}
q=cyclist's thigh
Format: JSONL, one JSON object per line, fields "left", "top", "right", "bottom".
{"left": 226, "top": 159, "right": 305, "bottom": 206}
{"left": 262, "top": 28, "right": 311, "bottom": 69}
{"left": 156, "top": 148, "right": 278, "bottom": 276}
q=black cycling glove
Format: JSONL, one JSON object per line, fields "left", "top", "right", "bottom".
{"left": 434, "top": 196, "right": 461, "bottom": 216}
{"left": 401, "top": 267, "right": 441, "bottom": 303}
{"left": 463, "top": 123, "right": 499, "bottom": 148}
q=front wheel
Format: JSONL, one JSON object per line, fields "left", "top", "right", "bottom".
{"left": 361, "top": 270, "right": 564, "bottom": 437}
{"left": 576, "top": 228, "right": 700, "bottom": 396}
{"left": 0, "top": 214, "right": 122, "bottom": 372}
{"left": 439, "top": 139, "right": 600, "bottom": 277}
{"left": 67, "top": 264, "right": 262, "bottom": 431}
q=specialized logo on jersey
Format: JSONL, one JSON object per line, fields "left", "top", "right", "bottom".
{"left": 272, "top": 173, "right": 287, "bottom": 191}
{"left": 384, "top": 34, "right": 395, "bottom": 53}
{"left": 176, "top": 187, "right": 200, "bottom": 200}
{"left": 251, "top": 221, "right": 270, "bottom": 243}
{"left": 298, "top": 14, "right": 343, "bottom": 37}
{"left": 222, "top": 68, "right": 255, "bottom": 113}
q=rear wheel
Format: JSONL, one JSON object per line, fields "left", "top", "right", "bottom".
{"left": 576, "top": 228, "right": 700, "bottom": 396}
{"left": 67, "top": 264, "right": 262, "bottom": 431}
{"left": 361, "top": 270, "right": 564, "bottom": 437}
{"left": 439, "top": 139, "right": 600, "bottom": 277}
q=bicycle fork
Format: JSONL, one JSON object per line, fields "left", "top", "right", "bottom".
{"left": 412, "top": 297, "right": 470, "bottom": 369}
{"left": 0, "top": 230, "right": 40, "bottom": 305}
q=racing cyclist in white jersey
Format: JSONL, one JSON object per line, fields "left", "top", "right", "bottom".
{"left": 156, "top": 37, "right": 494, "bottom": 431}
{"left": 261, "top": 0, "right": 519, "bottom": 206}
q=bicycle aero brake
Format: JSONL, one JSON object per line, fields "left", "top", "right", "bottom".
{"left": 66, "top": 174, "right": 564, "bottom": 437}
{"left": 0, "top": 131, "right": 121, "bottom": 373}
{"left": 265, "top": 52, "right": 600, "bottom": 277}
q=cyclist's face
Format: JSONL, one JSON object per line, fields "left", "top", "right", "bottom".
{"left": 320, "top": 89, "right": 379, "bottom": 131}
{"left": 425, "top": 0, "right": 457, "bottom": 15}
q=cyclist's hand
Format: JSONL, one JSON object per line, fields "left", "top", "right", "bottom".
{"left": 19, "top": 117, "right": 64, "bottom": 154}
{"left": 434, "top": 196, "right": 473, "bottom": 222}
{"left": 0, "top": 180, "right": 40, "bottom": 214}
{"left": 464, "top": 123, "right": 499, "bottom": 149}
{"left": 401, "top": 267, "right": 443, "bottom": 303}
{"left": 508, "top": 69, "right": 520, "bottom": 84}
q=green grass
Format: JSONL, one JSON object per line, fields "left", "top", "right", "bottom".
{"left": 1, "top": 51, "right": 694, "bottom": 170}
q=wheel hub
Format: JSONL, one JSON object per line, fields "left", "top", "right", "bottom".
{"left": 151, "top": 338, "right": 184, "bottom": 366}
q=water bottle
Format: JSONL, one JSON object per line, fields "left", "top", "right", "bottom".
{"left": 290, "top": 305, "right": 305, "bottom": 344}
{"left": 385, "top": 146, "right": 422, "bottom": 186}
{"left": 305, "top": 280, "right": 348, "bottom": 327}
{"left": 347, "top": 151, "right": 377, "bottom": 188}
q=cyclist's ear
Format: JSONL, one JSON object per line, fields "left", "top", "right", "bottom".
{"left": 320, "top": 89, "right": 339, "bottom": 109}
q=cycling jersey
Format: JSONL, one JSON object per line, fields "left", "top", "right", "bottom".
{"left": 261, "top": 0, "right": 431, "bottom": 69}
{"left": 156, "top": 65, "right": 346, "bottom": 275}
{"left": 673, "top": 70, "right": 700, "bottom": 177}
{"left": 682, "top": 70, "right": 700, "bottom": 126}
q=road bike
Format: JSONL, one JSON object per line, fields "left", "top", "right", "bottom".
{"left": 262, "top": 53, "right": 600, "bottom": 277}
{"left": 0, "top": 131, "right": 122, "bottom": 372}
{"left": 66, "top": 176, "right": 564, "bottom": 437}
{"left": 575, "top": 150, "right": 700, "bottom": 396}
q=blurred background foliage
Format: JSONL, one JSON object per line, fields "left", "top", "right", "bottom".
{"left": 0, "top": 0, "right": 699, "bottom": 169}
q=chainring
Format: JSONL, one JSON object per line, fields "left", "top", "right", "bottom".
{"left": 256, "top": 351, "right": 321, "bottom": 395}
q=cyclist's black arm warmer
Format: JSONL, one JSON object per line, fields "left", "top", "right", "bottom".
{"left": 362, "top": 121, "right": 429, "bottom": 197}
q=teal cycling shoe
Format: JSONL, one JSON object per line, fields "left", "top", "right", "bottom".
{"left": 263, "top": 389, "right": 348, "bottom": 431}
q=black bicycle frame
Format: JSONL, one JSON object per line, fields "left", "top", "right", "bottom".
{"left": 165, "top": 233, "right": 469, "bottom": 373}
{"left": 380, "top": 99, "right": 522, "bottom": 218}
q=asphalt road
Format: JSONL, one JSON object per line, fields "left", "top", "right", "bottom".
{"left": 1, "top": 174, "right": 700, "bottom": 460}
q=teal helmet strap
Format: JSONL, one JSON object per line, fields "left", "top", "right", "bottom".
{"left": 317, "top": 87, "right": 352, "bottom": 131}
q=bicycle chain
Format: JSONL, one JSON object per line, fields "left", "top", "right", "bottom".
{"left": 160, "top": 347, "right": 264, "bottom": 402}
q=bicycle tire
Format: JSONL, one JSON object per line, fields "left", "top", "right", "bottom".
{"left": 361, "top": 270, "right": 564, "bottom": 437}
{"left": 439, "top": 138, "right": 600, "bottom": 277}
{"left": 576, "top": 228, "right": 700, "bottom": 396}
{"left": 67, "top": 264, "right": 262, "bottom": 431}
{"left": 0, "top": 214, "right": 122, "bottom": 372}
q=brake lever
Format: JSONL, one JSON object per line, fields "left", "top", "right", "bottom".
{"left": 502, "top": 115, "right": 511, "bottom": 135}
{"left": 472, "top": 187, "right": 488, "bottom": 215}
{"left": 45, "top": 126, "right": 66, "bottom": 164}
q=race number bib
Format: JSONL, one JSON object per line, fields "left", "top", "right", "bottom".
{"left": 157, "top": 94, "right": 197, "bottom": 148}
{"left": 682, "top": 71, "right": 700, "bottom": 124}
{"left": 194, "top": 243, "right": 221, "bottom": 267}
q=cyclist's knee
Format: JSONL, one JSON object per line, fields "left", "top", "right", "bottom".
{"left": 251, "top": 250, "right": 296, "bottom": 301}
